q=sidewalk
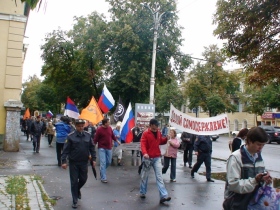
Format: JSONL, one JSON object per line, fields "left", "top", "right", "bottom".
{"left": 0, "top": 134, "right": 226, "bottom": 210}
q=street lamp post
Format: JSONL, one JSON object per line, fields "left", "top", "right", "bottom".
{"left": 141, "top": 2, "right": 166, "bottom": 104}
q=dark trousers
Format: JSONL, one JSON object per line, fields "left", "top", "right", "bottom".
{"left": 47, "top": 134, "right": 54, "bottom": 145}
{"left": 69, "top": 163, "right": 88, "bottom": 204}
{"left": 26, "top": 130, "right": 32, "bottom": 141}
{"left": 56, "top": 142, "right": 65, "bottom": 165}
{"left": 192, "top": 152, "right": 212, "bottom": 179}
{"left": 162, "top": 156, "right": 177, "bottom": 180}
{"left": 183, "top": 144, "right": 194, "bottom": 166}
{"left": 33, "top": 135, "right": 41, "bottom": 152}
{"left": 132, "top": 150, "right": 140, "bottom": 156}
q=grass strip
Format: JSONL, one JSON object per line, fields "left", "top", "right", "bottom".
{"left": 5, "top": 176, "right": 30, "bottom": 210}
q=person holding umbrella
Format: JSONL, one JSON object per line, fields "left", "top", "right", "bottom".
{"left": 61, "top": 119, "right": 96, "bottom": 209}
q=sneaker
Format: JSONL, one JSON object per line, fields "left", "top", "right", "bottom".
{"left": 191, "top": 171, "right": 194, "bottom": 178}
{"left": 189, "top": 165, "right": 192, "bottom": 169}
{"left": 140, "top": 194, "right": 146, "bottom": 199}
{"left": 170, "top": 179, "right": 176, "bottom": 182}
{"left": 117, "top": 163, "right": 123, "bottom": 166}
{"left": 207, "top": 178, "right": 215, "bottom": 182}
{"left": 72, "top": 203, "right": 78, "bottom": 208}
{"left": 160, "top": 197, "right": 171, "bottom": 203}
{"left": 101, "top": 180, "right": 108, "bottom": 183}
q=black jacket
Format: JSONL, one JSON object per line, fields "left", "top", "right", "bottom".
{"left": 180, "top": 132, "right": 196, "bottom": 150}
{"left": 30, "top": 121, "right": 45, "bottom": 136}
{"left": 61, "top": 130, "right": 96, "bottom": 164}
{"left": 194, "top": 135, "right": 212, "bottom": 153}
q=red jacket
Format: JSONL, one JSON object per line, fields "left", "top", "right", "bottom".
{"left": 141, "top": 128, "right": 167, "bottom": 158}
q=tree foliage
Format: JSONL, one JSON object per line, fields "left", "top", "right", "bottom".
{"left": 240, "top": 83, "right": 280, "bottom": 115}
{"left": 40, "top": 12, "right": 108, "bottom": 108}
{"left": 183, "top": 45, "right": 239, "bottom": 116}
{"left": 39, "top": 1, "right": 191, "bottom": 110}
{"left": 155, "top": 78, "right": 184, "bottom": 114}
{"left": 213, "top": 0, "right": 280, "bottom": 86}
{"left": 104, "top": 0, "right": 192, "bottom": 104}
{"left": 21, "top": 75, "right": 43, "bottom": 112}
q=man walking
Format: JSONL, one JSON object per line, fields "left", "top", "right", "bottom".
{"left": 30, "top": 116, "right": 45, "bottom": 153}
{"left": 180, "top": 132, "right": 196, "bottom": 168}
{"left": 94, "top": 118, "right": 120, "bottom": 183}
{"left": 191, "top": 135, "right": 214, "bottom": 182}
{"left": 140, "top": 119, "right": 171, "bottom": 204}
{"left": 61, "top": 119, "right": 96, "bottom": 209}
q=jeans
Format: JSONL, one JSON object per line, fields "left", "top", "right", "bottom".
{"left": 98, "top": 148, "right": 112, "bottom": 181}
{"left": 140, "top": 157, "right": 169, "bottom": 199}
{"left": 33, "top": 135, "right": 41, "bottom": 152}
{"left": 47, "top": 134, "right": 54, "bottom": 145}
{"left": 162, "top": 157, "right": 177, "bottom": 180}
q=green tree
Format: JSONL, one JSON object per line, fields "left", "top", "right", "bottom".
{"left": 21, "top": 75, "right": 43, "bottom": 111}
{"left": 240, "top": 83, "right": 280, "bottom": 116}
{"left": 40, "top": 12, "right": 108, "bottom": 108}
{"left": 183, "top": 45, "right": 239, "bottom": 116}
{"left": 213, "top": 0, "right": 280, "bottom": 86}
{"left": 155, "top": 78, "right": 184, "bottom": 114}
{"left": 104, "top": 0, "right": 192, "bottom": 104}
{"left": 17, "top": 0, "right": 43, "bottom": 9}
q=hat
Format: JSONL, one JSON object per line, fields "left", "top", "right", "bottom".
{"left": 75, "top": 119, "right": 85, "bottom": 124}
{"left": 149, "top": 118, "right": 159, "bottom": 126}
{"left": 36, "top": 115, "right": 41, "bottom": 119}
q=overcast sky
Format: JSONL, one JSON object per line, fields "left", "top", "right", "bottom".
{"left": 23, "top": 0, "right": 236, "bottom": 82}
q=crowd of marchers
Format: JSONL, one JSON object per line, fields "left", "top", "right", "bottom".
{"left": 19, "top": 116, "right": 276, "bottom": 209}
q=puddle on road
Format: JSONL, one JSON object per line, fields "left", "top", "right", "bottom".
{"left": 210, "top": 172, "right": 280, "bottom": 188}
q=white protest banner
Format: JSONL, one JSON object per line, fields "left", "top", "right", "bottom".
{"left": 169, "top": 104, "right": 229, "bottom": 135}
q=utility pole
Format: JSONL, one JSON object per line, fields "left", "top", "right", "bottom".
{"left": 141, "top": 2, "right": 166, "bottom": 104}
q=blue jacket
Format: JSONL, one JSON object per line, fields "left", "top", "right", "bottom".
{"left": 55, "top": 122, "right": 71, "bottom": 143}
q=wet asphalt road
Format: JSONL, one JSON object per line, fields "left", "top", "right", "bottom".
{"left": 0, "top": 135, "right": 230, "bottom": 210}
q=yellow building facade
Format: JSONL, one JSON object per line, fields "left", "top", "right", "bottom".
{"left": 0, "top": 1, "right": 29, "bottom": 151}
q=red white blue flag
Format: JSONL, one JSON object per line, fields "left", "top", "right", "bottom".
{"left": 64, "top": 97, "right": 80, "bottom": 119}
{"left": 120, "top": 103, "right": 135, "bottom": 143}
{"left": 98, "top": 84, "right": 115, "bottom": 113}
{"left": 46, "top": 110, "right": 53, "bottom": 118}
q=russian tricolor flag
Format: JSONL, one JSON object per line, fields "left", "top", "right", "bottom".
{"left": 64, "top": 97, "right": 80, "bottom": 119}
{"left": 98, "top": 84, "right": 115, "bottom": 113}
{"left": 120, "top": 103, "right": 135, "bottom": 143}
{"left": 46, "top": 110, "right": 53, "bottom": 118}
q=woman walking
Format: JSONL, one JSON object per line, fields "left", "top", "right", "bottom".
{"left": 46, "top": 121, "right": 55, "bottom": 147}
{"left": 162, "top": 129, "right": 180, "bottom": 182}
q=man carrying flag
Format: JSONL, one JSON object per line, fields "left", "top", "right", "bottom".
{"left": 64, "top": 97, "right": 80, "bottom": 119}
{"left": 98, "top": 84, "right": 115, "bottom": 113}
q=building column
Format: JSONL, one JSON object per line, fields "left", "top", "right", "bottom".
{"left": 4, "top": 100, "right": 23, "bottom": 152}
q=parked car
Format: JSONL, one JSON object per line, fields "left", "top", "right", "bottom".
{"left": 210, "top": 134, "right": 219, "bottom": 141}
{"left": 231, "top": 130, "right": 239, "bottom": 136}
{"left": 258, "top": 125, "right": 280, "bottom": 144}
